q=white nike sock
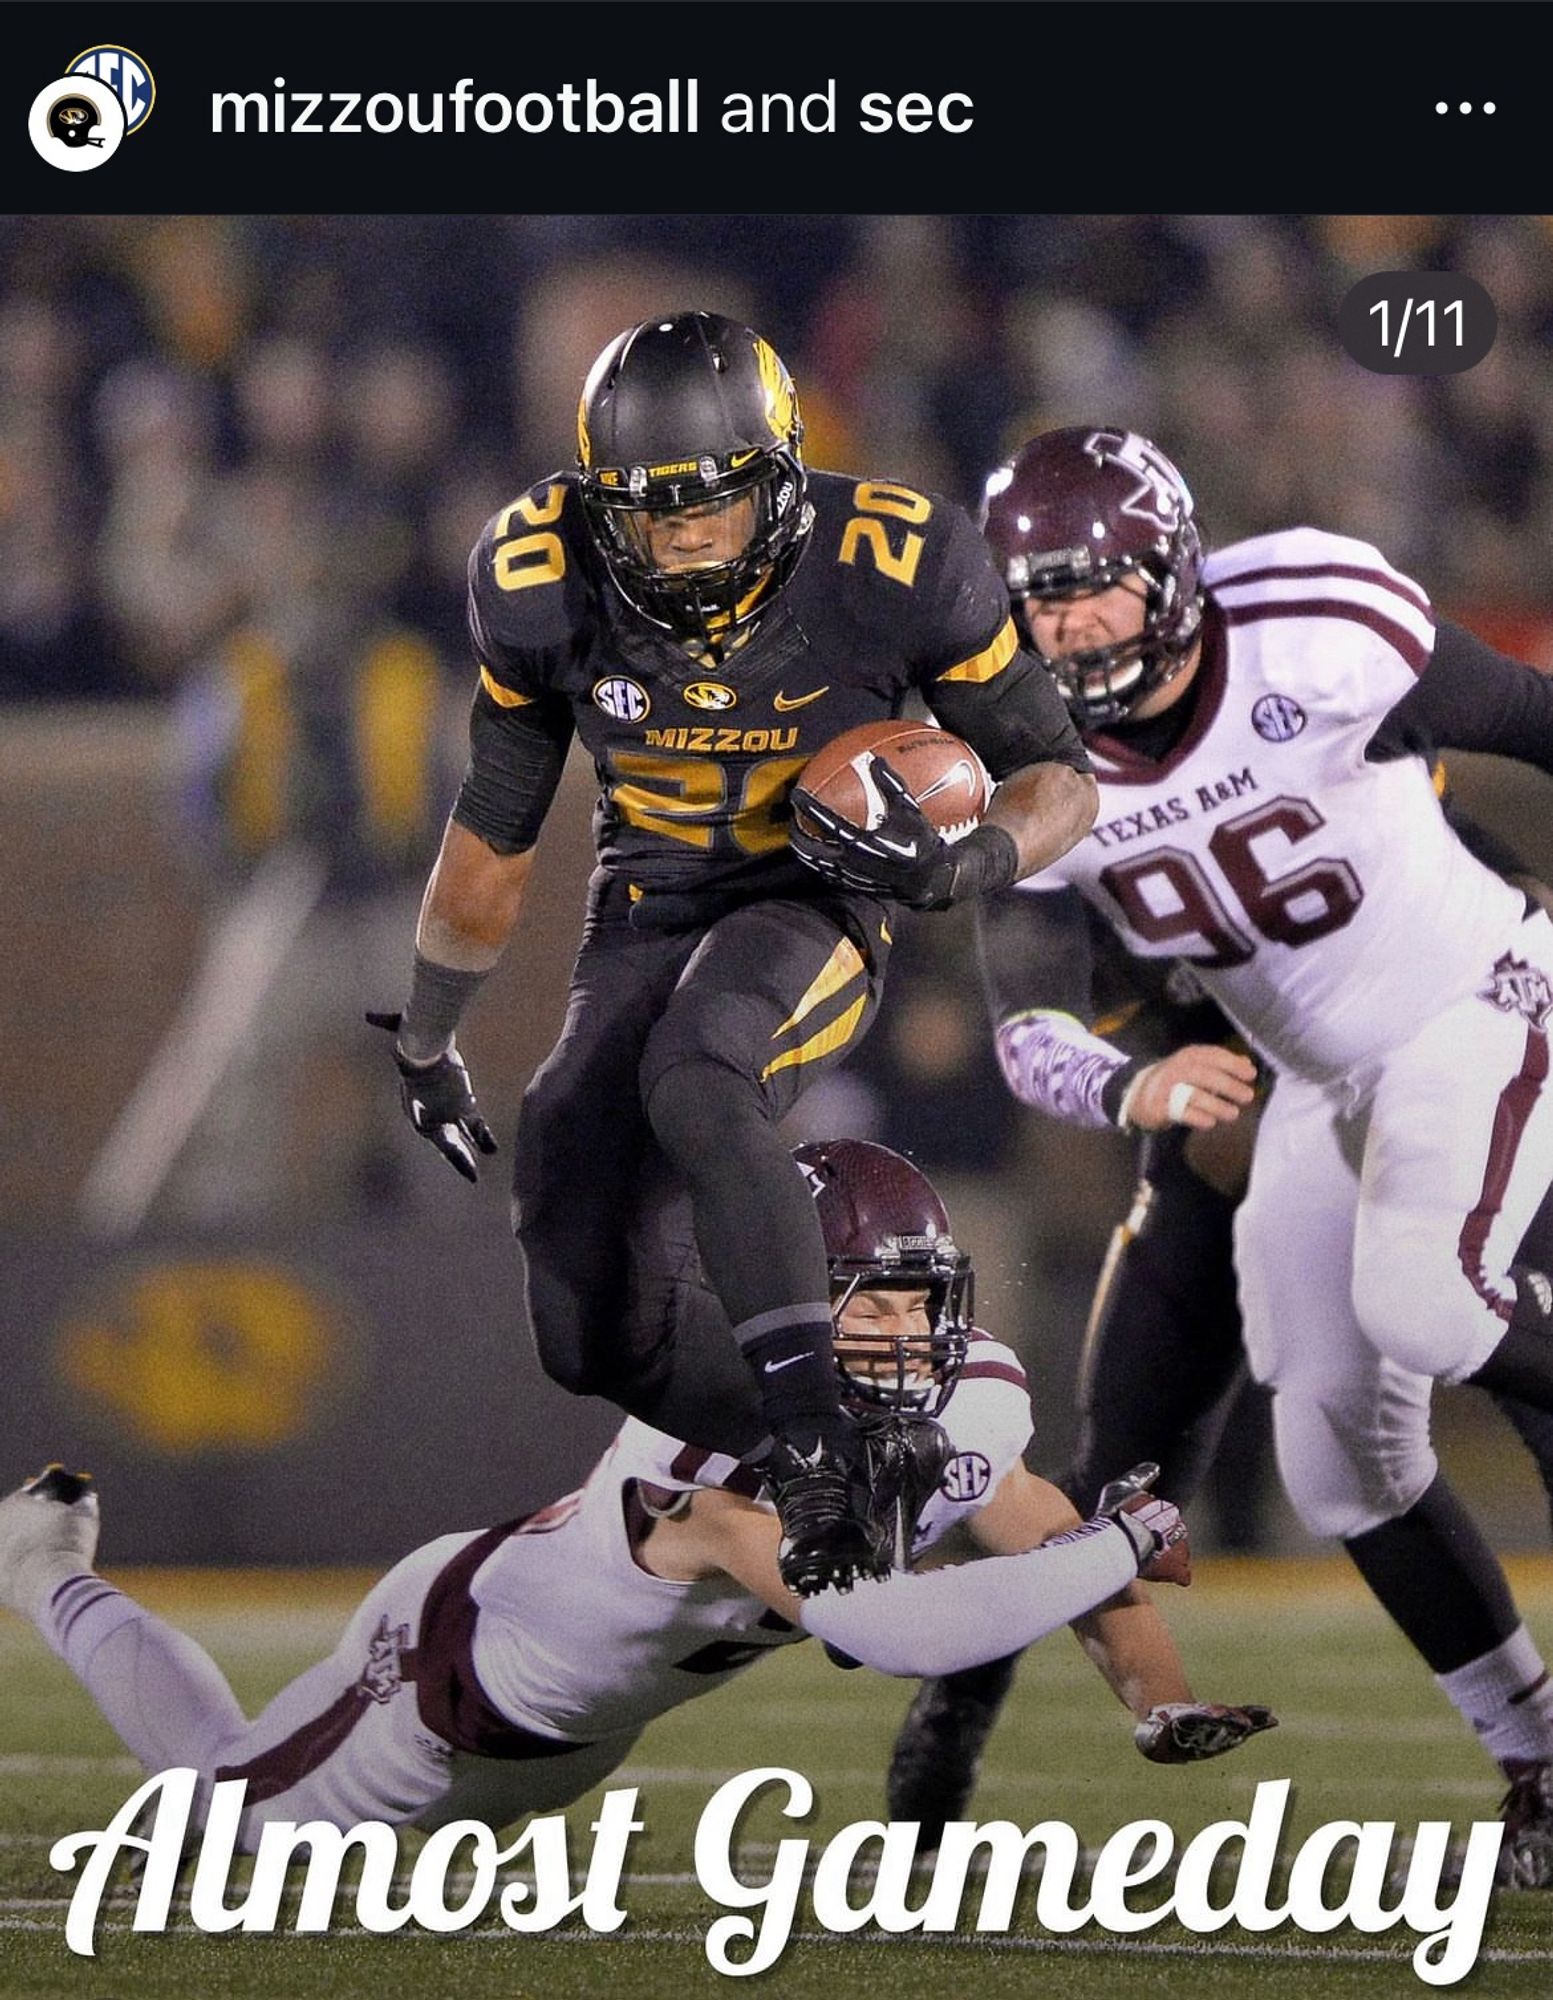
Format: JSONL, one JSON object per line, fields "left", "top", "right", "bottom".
{"left": 38, "top": 1574, "right": 246, "bottom": 1774}
{"left": 1436, "top": 1624, "right": 1553, "bottom": 1769}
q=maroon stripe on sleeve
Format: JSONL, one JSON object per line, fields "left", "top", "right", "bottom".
{"left": 1458, "top": 1026, "right": 1550, "bottom": 1321}
{"left": 670, "top": 1444, "right": 713, "bottom": 1482}
{"left": 55, "top": 1583, "right": 121, "bottom": 1646}
{"left": 1213, "top": 560, "right": 1431, "bottom": 616}
{"left": 1220, "top": 598, "right": 1430, "bottom": 675}
{"left": 668, "top": 1441, "right": 761, "bottom": 1499}
{"left": 960, "top": 1360, "right": 1029, "bottom": 1390}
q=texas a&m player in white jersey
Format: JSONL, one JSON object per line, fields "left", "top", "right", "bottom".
{"left": 0, "top": 1141, "right": 1271, "bottom": 1849}
{"left": 971, "top": 426, "right": 1553, "bottom": 1882}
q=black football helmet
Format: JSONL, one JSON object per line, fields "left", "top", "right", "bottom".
{"left": 49, "top": 94, "right": 107, "bottom": 147}
{"left": 795, "top": 1137, "right": 972, "bottom": 1419}
{"left": 576, "top": 311, "right": 812, "bottom": 651}
{"left": 980, "top": 426, "right": 1205, "bottom": 729}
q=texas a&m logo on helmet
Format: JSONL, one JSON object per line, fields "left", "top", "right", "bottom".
{"left": 1084, "top": 429, "right": 1191, "bottom": 535}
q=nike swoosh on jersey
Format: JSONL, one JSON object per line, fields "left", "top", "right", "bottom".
{"left": 762, "top": 1353, "right": 810, "bottom": 1373}
{"left": 773, "top": 686, "right": 829, "bottom": 712}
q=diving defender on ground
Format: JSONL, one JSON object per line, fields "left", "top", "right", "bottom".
{"left": 0, "top": 1142, "right": 1271, "bottom": 1845}
{"left": 371, "top": 312, "right": 1096, "bottom": 1598}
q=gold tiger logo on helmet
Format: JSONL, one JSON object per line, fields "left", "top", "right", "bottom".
{"left": 576, "top": 394, "right": 593, "bottom": 470}
{"left": 754, "top": 337, "right": 801, "bottom": 449}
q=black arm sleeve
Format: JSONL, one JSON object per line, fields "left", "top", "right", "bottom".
{"left": 1367, "top": 620, "right": 1553, "bottom": 776}
{"left": 975, "top": 883, "right": 1096, "bottom": 1027}
{"left": 451, "top": 688, "right": 574, "bottom": 855}
{"left": 931, "top": 651, "right": 1094, "bottom": 783}
{"left": 1440, "top": 789, "right": 1535, "bottom": 880}
{"left": 979, "top": 884, "right": 1245, "bottom": 1065}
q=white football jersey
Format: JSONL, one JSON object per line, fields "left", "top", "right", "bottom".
{"left": 470, "top": 1332, "right": 1033, "bottom": 1742}
{"left": 1020, "top": 527, "right": 1526, "bottom": 1083}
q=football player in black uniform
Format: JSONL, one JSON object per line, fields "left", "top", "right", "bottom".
{"left": 373, "top": 313, "right": 1096, "bottom": 1596}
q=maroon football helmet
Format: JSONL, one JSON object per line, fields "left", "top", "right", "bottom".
{"left": 980, "top": 425, "right": 1206, "bottom": 728}
{"left": 794, "top": 1138, "right": 972, "bottom": 1417}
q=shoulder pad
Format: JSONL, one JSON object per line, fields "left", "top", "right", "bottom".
{"left": 957, "top": 1330, "right": 1030, "bottom": 1394}
{"left": 470, "top": 473, "right": 593, "bottom": 666}
{"left": 1206, "top": 525, "right": 1433, "bottom": 678}
{"left": 1206, "top": 525, "right": 1428, "bottom": 604}
{"left": 807, "top": 469, "right": 968, "bottom": 560}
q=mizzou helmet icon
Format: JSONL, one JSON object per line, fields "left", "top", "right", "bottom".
{"left": 49, "top": 94, "right": 107, "bottom": 146}
{"left": 30, "top": 73, "right": 128, "bottom": 170}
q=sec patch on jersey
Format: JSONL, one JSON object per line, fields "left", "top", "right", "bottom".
{"left": 794, "top": 721, "right": 992, "bottom": 843}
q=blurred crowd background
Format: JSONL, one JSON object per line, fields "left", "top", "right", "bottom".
{"left": 5, "top": 212, "right": 1553, "bottom": 1561}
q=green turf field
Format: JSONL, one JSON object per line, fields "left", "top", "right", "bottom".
{"left": 5, "top": 1558, "right": 1553, "bottom": 1999}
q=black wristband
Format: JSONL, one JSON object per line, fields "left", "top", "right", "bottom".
{"left": 398, "top": 952, "right": 490, "bottom": 1063}
{"left": 949, "top": 823, "right": 1021, "bottom": 903}
{"left": 1100, "top": 1057, "right": 1147, "bottom": 1127}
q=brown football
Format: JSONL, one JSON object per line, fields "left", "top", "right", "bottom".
{"left": 794, "top": 720, "right": 993, "bottom": 843}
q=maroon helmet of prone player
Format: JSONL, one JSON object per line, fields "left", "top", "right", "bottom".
{"left": 980, "top": 425, "right": 1206, "bottom": 729}
{"left": 794, "top": 1138, "right": 973, "bottom": 1418}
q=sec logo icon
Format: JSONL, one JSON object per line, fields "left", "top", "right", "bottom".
{"left": 940, "top": 1451, "right": 992, "bottom": 1503}
{"left": 68, "top": 45, "right": 157, "bottom": 134}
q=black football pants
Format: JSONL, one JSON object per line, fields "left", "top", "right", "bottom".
{"left": 511, "top": 869, "right": 891, "bottom": 1453}
{"left": 1064, "top": 1127, "right": 1251, "bottom": 1519}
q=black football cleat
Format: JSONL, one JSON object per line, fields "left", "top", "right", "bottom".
{"left": 26, "top": 1465, "right": 95, "bottom": 1506}
{"left": 0, "top": 1464, "right": 101, "bottom": 1620}
{"left": 861, "top": 1416, "right": 954, "bottom": 1570}
{"left": 759, "top": 1432, "right": 888, "bottom": 1596}
{"left": 1497, "top": 1760, "right": 1553, "bottom": 1888}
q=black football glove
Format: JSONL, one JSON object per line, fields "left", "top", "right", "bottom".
{"left": 789, "top": 756, "right": 959, "bottom": 910}
{"left": 366, "top": 1010, "right": 497, "bottom": 1184}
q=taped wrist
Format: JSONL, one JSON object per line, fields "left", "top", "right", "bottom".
{"left": 1108, "top": 1506, "right": 1159, "bottom": 1571}
{"left": 398, "top": 952, "right": 490, "bottom": 1064}
{"left": 798, "top": 1519, "right": 1136, "bottom": 1677}
{"left": 1109, "top": 1060, "right": 1153, "bottom": 1131}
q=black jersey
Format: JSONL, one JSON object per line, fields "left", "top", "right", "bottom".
{"left": 458, "top": 469, "right": 1086, "bottom": 909}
